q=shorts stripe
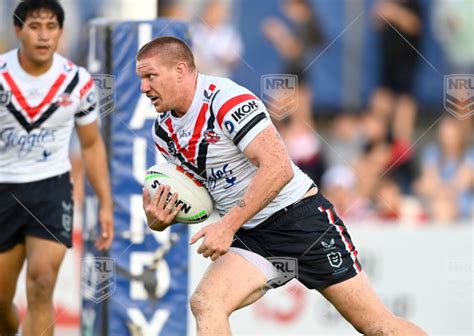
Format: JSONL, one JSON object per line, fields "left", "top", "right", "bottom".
{"left": 320, "top": 206, "right": 361, "bottom": 273}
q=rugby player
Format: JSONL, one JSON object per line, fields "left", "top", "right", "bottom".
{"left": 0, "top": 1, "right": 113, "bottom": 335}
{"left": 138, "top": 36, "right": 426, "bottom": 336}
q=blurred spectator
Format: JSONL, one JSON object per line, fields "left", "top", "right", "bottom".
{"left": 281, "top": 118, "right": 325, "bottom": 183}
{"left": 323, "top": 113, "right": 365, "bottom": 167}
{"left": 415, "top": 116, "right": 474, "bottom": 222}
{"left": 432, "top": 0, "right": 474, "bottom": 73}
{"left": 369, "top": 0, "right": 421, "bottom": 192}
{"left": 190, "top": 0, "right": 243, "bottom": 77}
{"left": 356, "top": 112, "right": 415, "bottom": 194}
{"left": 158, "top": 0, "right": 188, "bottom": 19}
{"left": 321, "top": 165, "right": 370, "bottom": 221}
{"left": 373, "top": 0, "right": 422, "bottom": 101}
{"left": 262, "top": 0, "right": 324, "bottom": 81}
{"left": 373, "top": 176, "right": 426, "bottom": 224}
{"left": 354, "top": 141, "right": 392, "bottom": 198}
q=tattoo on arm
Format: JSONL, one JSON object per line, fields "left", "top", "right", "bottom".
{"left": 237, "top": 199, "right": 246, "bottom": 208}
{"left": 259, "top": 190, "right": 278, "bottom": 209}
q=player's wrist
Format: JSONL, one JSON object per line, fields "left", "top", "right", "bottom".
{"left": 222, "top": 207, "right": 247, "bottom": 234}
{"left": 99, "top": 199, "right": 114, "bottom": 211}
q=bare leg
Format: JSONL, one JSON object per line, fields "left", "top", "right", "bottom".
{"left": 23, "top": 237, "right": 66, "bottom": 336}
{"left": 190, "top": 252, "right": 268, "bottom": 336}
{"left": 0, "top": 244, "right": 25, "bottom": 335}
{"left": 320, "top": 271, "right": 427, "bottom": 335}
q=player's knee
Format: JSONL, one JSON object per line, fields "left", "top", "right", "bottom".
{"left": 190, "top": 290, "right": 226, "bottom": 319}
{"left": 26, "top": 271, "right": 56, "bottom": 303}
{"left": 190, "top": 291, "right": 208, "bottom": 318}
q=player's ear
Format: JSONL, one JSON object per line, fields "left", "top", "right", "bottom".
{"left": 175, "top": 62, "right": 186, "bottom": 78}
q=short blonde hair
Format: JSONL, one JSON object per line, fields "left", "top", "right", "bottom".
{"left": 136, "top": 36, "right": 196, "bottom": 70}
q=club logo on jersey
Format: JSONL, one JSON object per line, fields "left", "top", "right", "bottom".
{"left": 92, "top": 74, "right": 115, "bottom": 116}
{"left": 57, "top": 93, "right": 73, "bottom": 107}
{"left": 0, "top": 90, "right": 11, "bottom": 106}
{"left": 261, "top": 74, "right": 298, "bottom": 120}
{"left": 327, "top": 252, "right": 343, "bottom": 268}
{"left": 231, "top": 100, "right": 259, "bottom": 124}
{"left": 203, "top": 130, "right": 220, "bottom": 144}
{"left": 207, "top": 164, "right": 237, "bottom": 191}
{"left": 444, "top": 74, "right": 474, "bottom": 120}
{"left": 0, "top": 127, "right": 56, "bottom": 158}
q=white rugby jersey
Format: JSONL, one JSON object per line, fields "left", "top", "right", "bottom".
{"left": 0, "top": 49, "right": 98, "bottom": 183}
{"left": 152, "top": 74, "right": 314, "bottom": 229}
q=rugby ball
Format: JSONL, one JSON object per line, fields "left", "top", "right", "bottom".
{"left": 144, "top": 163, "right": 213, "bottom": 224}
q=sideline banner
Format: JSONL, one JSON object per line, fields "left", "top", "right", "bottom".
{"left": 82, "top": 19, "right": 191, "bottom": 336}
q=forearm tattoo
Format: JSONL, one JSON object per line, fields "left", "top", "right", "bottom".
{"left": 237, "top": 199, "right": 246, "bottom": 208}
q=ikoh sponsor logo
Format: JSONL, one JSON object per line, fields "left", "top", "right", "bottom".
{"left": 444, "top": 74, "right": 474, "bottom": 120}
{"left": 261, "top": 74, "right": 298, "bottom": 120}
{"left": 0, "top": 127, "right": 55, "bottom": 158}
{"left": 231, "top": 100, "right": 259, "bottom": 123}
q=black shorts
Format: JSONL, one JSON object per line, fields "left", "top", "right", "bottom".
{"left": 231, "top": 192, "right": 362, "bottom": 291}
{"left": 0, "top": 172, "right": 74, "bottom": 252}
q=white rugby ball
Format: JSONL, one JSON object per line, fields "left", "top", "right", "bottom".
{"left": 144, "top": 163, "right": 213, "bottom": 224}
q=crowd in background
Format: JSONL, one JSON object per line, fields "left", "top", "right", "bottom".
{"left": 1, "top": 0, "right": 472, "bottom": 225}
{"left": 160, "top": 0, "right": 474, "bottom": 225}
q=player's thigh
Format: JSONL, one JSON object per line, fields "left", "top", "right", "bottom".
{"left": 191, "top": 251, "right": 267, "bottom": 315}
{"left": 0, "top": 244, "right": 25, "bottom": 303}
{"left": 25, "top": 236, "right": 67, "bottom": 294}
{"left": 320, "top": 271, "right": 393, "bottom": 328}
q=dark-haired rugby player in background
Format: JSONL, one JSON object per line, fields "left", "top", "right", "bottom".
{"left": 0, "top": 1, "right": 113, "bottom": 335}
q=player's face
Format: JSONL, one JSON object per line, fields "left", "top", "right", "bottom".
{"left": 15, "top": 10, "right": 62, "bottom": 64}
{"left": 136, "top": 57, "right": 180, "bottom": 113}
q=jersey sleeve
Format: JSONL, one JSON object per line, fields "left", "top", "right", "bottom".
{"left": 75, "top": 67, "right": 99, "bottom": 126}
{"left": 214, "top": 86, "right": 272, "bottom": 152}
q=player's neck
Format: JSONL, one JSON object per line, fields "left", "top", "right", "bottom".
{"left": 174, "top": 72, "right": 199, "bottom": 117}
{"left": 17, "top": 50, "right": 53, "bottom": 76}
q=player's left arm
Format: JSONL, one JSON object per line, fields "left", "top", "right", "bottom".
{"left": 223, "top": 124, "right": 293, "bottom": 229}
{"left": 77, "top": 121, "right": 114, "bottom": 250}
{"left": 190, "top": 124, "right": 294, "bottom": 260}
